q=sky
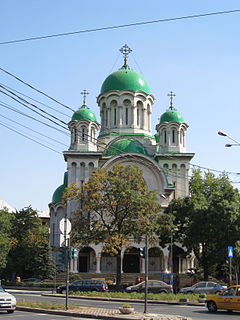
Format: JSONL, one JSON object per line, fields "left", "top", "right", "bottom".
{"left": 1, "top": 0, "right": 240, "bottom": 211}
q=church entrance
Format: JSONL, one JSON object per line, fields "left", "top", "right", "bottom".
{"left": 123, "top": 247, "right": 140, "bottom": 273}
{"left": 78, "top": 247, "right": 96, "bottom": 272}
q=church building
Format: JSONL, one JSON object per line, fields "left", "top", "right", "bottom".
{"left": 49, "top": 45, "right": 195, "bottom": 279}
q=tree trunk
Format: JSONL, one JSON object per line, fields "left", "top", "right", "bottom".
{"left": 202, "top": 243, "right": 209, "bottom": 281}
{"left": 116, "top": 250, "right": 122, "bottom": 291}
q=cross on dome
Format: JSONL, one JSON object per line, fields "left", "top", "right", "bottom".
{"left": 119, "top": 44, "right": 132, "bottom": 66}
{"left": 167, "top": 91, "right": 176, "bottom": 110}
{"left": 81, "top": 89, "right": 89, "bottom": 105}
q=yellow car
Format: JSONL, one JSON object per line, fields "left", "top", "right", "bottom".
{"left": 206, "top": 285, "right": 240, "bottom": 312}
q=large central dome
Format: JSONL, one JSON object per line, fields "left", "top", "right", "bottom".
{"left": 100, "top": 65, "right": 151, "bottom": 95}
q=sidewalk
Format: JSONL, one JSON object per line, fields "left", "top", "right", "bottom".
{"left": 17, "top": 305, "right": 192, "bottom": 320}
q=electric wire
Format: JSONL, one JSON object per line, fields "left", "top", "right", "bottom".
{"left": 0, "top": 85, "right": 68, "bottom": 127}
{"left": 1, "top": 73, "right": 238, "bottom": 178}
{"left": 0, "top": 119, "right": 64, "bottom": 150}
{"left": 0, "top": 89, "right": 68, "bottom": 130}
{"left": 0, "top": 113, "right": 68, "bottom": 147}
{"left": 0, "top": 82, "right": 70, "bottom": 118}
{"left": 0, "top": 101, "right": 69, "bottom": 136}
{"left": 0, "top": 9, "right": 240, "bottom": 45}
{"left": 0, "top": 120, "right": 62, "bottom": 154}
{"left": 0, "top": 67, "right": 75, "bottom": 112}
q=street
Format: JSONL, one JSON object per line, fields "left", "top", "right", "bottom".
{"left": 10, "top": 292, "right": 240, "bottom": 320}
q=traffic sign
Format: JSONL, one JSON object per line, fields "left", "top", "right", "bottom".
{"left": 228, "top": 246, "right": 234, "bottom": 258}
{"left": 59, "top": 218, "right": 71, "bottom": 235}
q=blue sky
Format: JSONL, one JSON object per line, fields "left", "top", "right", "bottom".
{"left": 1, "top": 0, "right": 240, "bottom": 211}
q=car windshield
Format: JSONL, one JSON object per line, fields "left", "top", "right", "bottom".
{"left": 0, "top": 286, "right": 5, "bottom": 292}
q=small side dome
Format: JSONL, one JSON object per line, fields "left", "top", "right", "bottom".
{"left": 104, "top": 138, "right": 148, "bottom": 156}
{"left": 160, "top": 109, "right": 184, "bottom": 124}
{"left": 100, "top": 67, "right": 151, "bottom": 95}
{"left": 52, "top": 172, "right": 68, "bottom": 204}
{"left": 71, "top": 105, "right": 97, "bottom": 122}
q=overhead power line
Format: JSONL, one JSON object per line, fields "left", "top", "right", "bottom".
{"left": 0, "top": 100, "right": 69, "bottom": 136}
{"left": 0, "top": 82, "right": 70, "bottom": 118}
{"left": 0, "top": 89, "right": 68, "bottom": 130}
{"left": 0, "top": 113, "right": 68, "bottom": 147}
{"left": 0, "top": 9, "right": 240, "bottom": 45}
{"left": 0, "top": 121, "right": 62, "bottom": 154}
{"left": 0, "top": 67, "right": 75, "bottom": 112}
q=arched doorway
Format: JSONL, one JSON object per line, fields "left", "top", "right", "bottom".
{"left": 149, "top": 247, "right": 163, "bottom": 272}
{"left": 172, "top": 245, "right": 187, "bottom": 274}
{"left": 123, "top": 247, "right": 140, "bottom": 273}
{"left": 78, "top": 247, "right": 96, "bottom": 272}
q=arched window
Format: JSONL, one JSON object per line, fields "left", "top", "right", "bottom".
{"left": 164, "top": 130, "right": 167, "bottom": 144}
{"left": 71, "top": 162, "right": 77, "bottom": 181}
{"left": 125, "top": 108, "right": 128, "bottom": 125}
{"left": 114, "top": 108, "right": 117, "bottom": 125}
{"left": 180, "top": 129, "right": 185, "bottom": 147}
{"left": 89, "top": 162, "right": 94, "bottom": 175}
{"left": 172, "top": 129, "right": 176, "bottom": 144}
{"left": 137, "top": 101, "right": 143, "bottom": 128}
{"left": 81, "top": 126, "right": 87, "bottom": 142}
{"left": 80, "top": 162, "right": 85, "bottom": 181}
{"left": 90, "top": 127, "right": 95, "bottom": 142}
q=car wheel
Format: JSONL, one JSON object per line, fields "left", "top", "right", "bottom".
{"left": 7, "top": 310, "right": 14, "bottom": 314}
{"left": 62, "top": 290, "right": 66, "bottom": 294}
{"left": 159, "top": 290, "right": 167, "bottom": 294}
{"left": 215, "top": 291, "right": 221, "bottom": 294}
{"left": 207, "top": 301, "right": 217, "bottom": 313}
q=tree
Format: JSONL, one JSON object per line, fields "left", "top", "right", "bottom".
{"left": 0, "top": 209, "right": 12, "bottom": 272}
{"left": 172, "top": 169, "right": 240, "bottom": 281}
{"left": 64, "top": 163, "right": 161, "bottom": 289}
{"left": 5, "top": 206, "right": 55, "bottom": 280}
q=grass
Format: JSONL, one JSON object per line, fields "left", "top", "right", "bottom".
{"left": 68, "top": 291, "right": 200, "bottom": 302}
{"left": 17, "top": 299, "right": 78, "bottom": 310}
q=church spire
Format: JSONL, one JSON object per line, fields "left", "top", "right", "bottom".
{"left": 81, "top": 89, "right": 89, "bottom": 106}
{"left": 119, "top": 44, "right": 132, "bottom": 68}
{"left": 167, "top": 91, "right": 176, "bottom": 110}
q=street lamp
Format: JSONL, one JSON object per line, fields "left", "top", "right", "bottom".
{"left": 218, "top": 130, "right": 240, "bottom": 147}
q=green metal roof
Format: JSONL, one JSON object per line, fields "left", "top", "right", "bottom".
{"left": 104, "top": 138, "right": 148, "bottom": 156}
{"left": 52, "top": 172, "right": 68, "bottom": 203}
{"left": 71, "top": 105, "right": 97, "bottom": 122}
{"left": 100, "top": 66, "right": 151, "bottom": 95}
{"left": 160, "top": 109, "right": 184, "bottom": 124}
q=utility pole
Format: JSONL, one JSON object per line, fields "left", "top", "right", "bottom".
{"left": 144, "top": 235, "right": 148, "bottom": 314}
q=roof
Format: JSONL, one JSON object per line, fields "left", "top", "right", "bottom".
{"left": 71, "top": 105, "right": 97, "bottom": 122}
{"left": 52, "top": 172, "right": 68, "bottom": 204}
{"left": 160, "top": 108, "right": 185, "bottom": 124}
{"left": 104, "top": 138, "right": 149, "bottom": 157}
{"left": 100, "top": 65, "right": 151, "bottom": 95}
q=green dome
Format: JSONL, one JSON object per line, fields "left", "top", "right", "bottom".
{"left": 71, "top": 105, "right": 97, "bottom": 122}
{"left": 160, "top": 109, "right": 184, "bottom": 124}
{"left": 100, "top": 66, "right": 151, "bottom": 95}
{"left": 52, "top": 172, "right": 68, "bottom": 204}
{"left": 105, "top": 138, "right": 148, "bottom": 156}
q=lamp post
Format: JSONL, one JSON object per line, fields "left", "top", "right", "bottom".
{"left": 218, "top": 130, "right": 240, "bottom": 147}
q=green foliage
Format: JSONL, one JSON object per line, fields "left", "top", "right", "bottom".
{"left": 172, "top": 169, "right": 240, "bottom": 281}
{"left": 0, "top": 209, "right": 12, "bottom": 270}
{"left": 4, "top": 206, "right": 55, "bottom": 280}
{"left": 64, "top": 164, "right": 161, "bottom": 288}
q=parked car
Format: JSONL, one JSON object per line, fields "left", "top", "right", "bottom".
{"left": 206, "top": 285, "right": 240, "bottom": 312}
{"left": 125, "top": 280, "right": 173, "bottom": 294}
{"left": 56, "top": 279, "right": 108, "bottom": 294}
{"left": 0, "top": 286, "right": 16, "bottom": 314}
{"left": 179, "top": 281, "right": 225, "bottom": 294}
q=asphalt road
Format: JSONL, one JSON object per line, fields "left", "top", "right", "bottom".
{"left": 11, "top": 292, "right": 240, "bottom": 320}
{"left": 0, "top": 310, "right": 95, "bottom": 319}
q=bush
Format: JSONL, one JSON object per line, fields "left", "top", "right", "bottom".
{"left": 121, "top": 304, "right": 132, "bottom": 308}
